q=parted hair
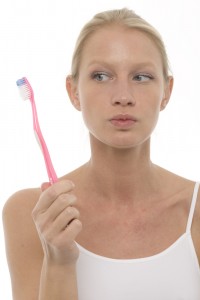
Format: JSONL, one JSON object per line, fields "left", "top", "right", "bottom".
{"left": 71, "top": 8, "right": 171, "bottom": 81}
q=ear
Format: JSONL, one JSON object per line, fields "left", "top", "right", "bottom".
{"left": 66, "top": 75, "right": 81, "bottom": 111}
{"left": 160, "top": 76, "right": 174, "bottom": 111}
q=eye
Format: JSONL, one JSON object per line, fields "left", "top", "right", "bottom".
{"left": 134, "top": 74, "right": 154, "bottom": 82}
{"left": 92, "top": 72, "right": 110, "bottom": 82}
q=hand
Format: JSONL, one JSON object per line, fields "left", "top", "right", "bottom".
{"left": 32, "top": 180, "right": 82, "bottom": 266}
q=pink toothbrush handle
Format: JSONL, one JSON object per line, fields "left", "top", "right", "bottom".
{"left": 31, "top": 99, "right": 58, "bottom": 184}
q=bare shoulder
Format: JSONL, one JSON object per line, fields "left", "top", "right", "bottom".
{"left": 3, "top": 187, "right": 41, "bottom": 214}
{"left": 161, "top": 166, "right": 200, "bottom": 262}
{"left": 3, "top": 187, "right": 41, "bottom": 234}
{"left": 154, "top": 165, "right": 196, "bottom": 196}
{"left": 2, "top": 188, "right": 43, "bottom": 299}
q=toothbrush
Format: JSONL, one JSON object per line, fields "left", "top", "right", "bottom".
{"left": 16, "top": 77, "right": 58, "bottom": 184}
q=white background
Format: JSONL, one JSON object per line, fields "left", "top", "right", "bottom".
{"left": 1, "top": 0, "right": 200, "bottom": 298}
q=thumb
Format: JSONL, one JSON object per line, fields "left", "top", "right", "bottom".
{"left": 41, "top": 182, "right": 51, "bottom": 192}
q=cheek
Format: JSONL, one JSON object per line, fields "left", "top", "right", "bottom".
{"left": 79, "top": 84, "right": 108, "bottom": 114}
{"left": 146, "top": 85, "right": 164, "bottom": 109}
{"left": 138, "top": 88, "right": 163, "bottom": 126}
{"left": 78, "top": 94, "right": 97, "bottom": 128}
{"left": 146, "top": 102, "right": 161, "bottom": 126}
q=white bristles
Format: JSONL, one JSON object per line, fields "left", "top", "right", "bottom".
{"left": 18, "top": 84, "right": 31, "bottom": 100}
{"left": 16, "top": 77, "right": 33, "bottom": 101}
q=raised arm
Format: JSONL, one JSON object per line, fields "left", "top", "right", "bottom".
{"left": 3, "top": 180, "right": 82, "bottom": 300}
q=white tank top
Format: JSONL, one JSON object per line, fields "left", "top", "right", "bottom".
{"left": 76, "top": 182, "right": 200, "bottom": 300}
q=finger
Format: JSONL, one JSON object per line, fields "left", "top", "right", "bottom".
{"left": 44, "top": 207, "right": 80, "bottom": 242}
{"left": 52, "top": 219, "right": 83, "bottom": 250}
{"left": 56, "top": 206, "right": 80, "bottom": 230}
{"left": 42, "top": 193, "right": 77, "bottom": 223}
{"left": 41, "top": 182, "right": 51, "bottom": 192}
{"left": 33, "top": 180, "right": 75, "bottom": 216}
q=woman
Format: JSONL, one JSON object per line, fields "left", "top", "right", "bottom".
{"left": 3, "top": 8, "right": 200, "bottom": 300}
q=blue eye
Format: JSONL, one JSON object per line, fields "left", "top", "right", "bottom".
{"left": 134, "top": 74, "right": 153, "bottom": 82}
{"left": 92, "top": 72, "right": 109, "bottom": 82}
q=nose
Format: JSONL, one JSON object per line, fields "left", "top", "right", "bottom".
{"left": 111, "top": 81, "right": 135, "bottom": 107}
{"left": 112, "top": 96, "right": 135, "bottom": 106}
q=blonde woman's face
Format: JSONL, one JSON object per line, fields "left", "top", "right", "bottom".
{"left": 70, "top": 25, "right": 173, "bottom": 149}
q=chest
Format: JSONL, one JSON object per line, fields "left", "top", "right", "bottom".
{"left": 76, "top": 201, "right": 187, "bottom": 259}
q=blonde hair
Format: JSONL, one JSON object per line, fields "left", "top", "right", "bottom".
{"left": 71, "top": 8, "right": 171, "bottom": 81}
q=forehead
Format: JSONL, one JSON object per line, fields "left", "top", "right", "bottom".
{"left": 80, "top": 25, "right": 162, "bottom": 69}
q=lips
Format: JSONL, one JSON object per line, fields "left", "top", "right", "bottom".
{"left": 111, "top": 114, "right": 137, "bottom": 121}
{"left": 110, "top": 114, "right": 137, "bottom": 128}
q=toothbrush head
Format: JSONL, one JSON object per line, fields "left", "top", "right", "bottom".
{"left": 16, "top": 77, "right": 34, "bottom": 101}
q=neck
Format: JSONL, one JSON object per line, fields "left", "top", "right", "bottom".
{"left": 85, "top": 136, "right": 159, "bottom": 203}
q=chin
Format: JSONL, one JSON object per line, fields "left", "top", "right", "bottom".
{"left": 90, "top": 131, "right": 151, "bottom": 150}
{"left": 107, "top": 135, "right": 144, "bottom": 149}
{"left": 102, "top": 138, "right": 145, "bottom": 150}
{"left": 110, "top": 143, "right": 141, "bottom": 150}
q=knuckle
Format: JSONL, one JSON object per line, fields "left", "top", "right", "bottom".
{"left": 68, "top": 194, "right": 77, "bottom": 204}
{"left": 46, "top": 184, "right": 58, "bottom": 200}
{"left": 66, "top": 206, "right": 80, "bottom": 218}
{"left": 67, "top": 219, "right": 83, "bottom": 237}
{"left": 32, "top": 211, "right": 50, "bottom": 233}
{"left": 66, "top": 206, "right": 74, "bottom": 216}
{"left": 63, "top": 180, "right": 75, "bottom": 191}
{"left": 58, "top": 194, "right": 68, "bottom": 206}
{"left": 56, "top": 180, "right": 75, "bottom": 193}
{"left": 43, "top": 230, "right": 55, "bottom": 245}
{"left": 58, "top": 193, "right": 76, "bottom": 206}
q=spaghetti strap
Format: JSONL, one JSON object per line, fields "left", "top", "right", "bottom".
{"left": 186, "top": 182, "right": 200, "bottom": 232}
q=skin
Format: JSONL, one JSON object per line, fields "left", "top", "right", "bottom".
{"left": 3, "top": 24, "right": 200, "bottom": 299}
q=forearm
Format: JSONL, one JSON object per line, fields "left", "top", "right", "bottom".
{"left": 39, "top": 259, "right": 78, "bottom": 300}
